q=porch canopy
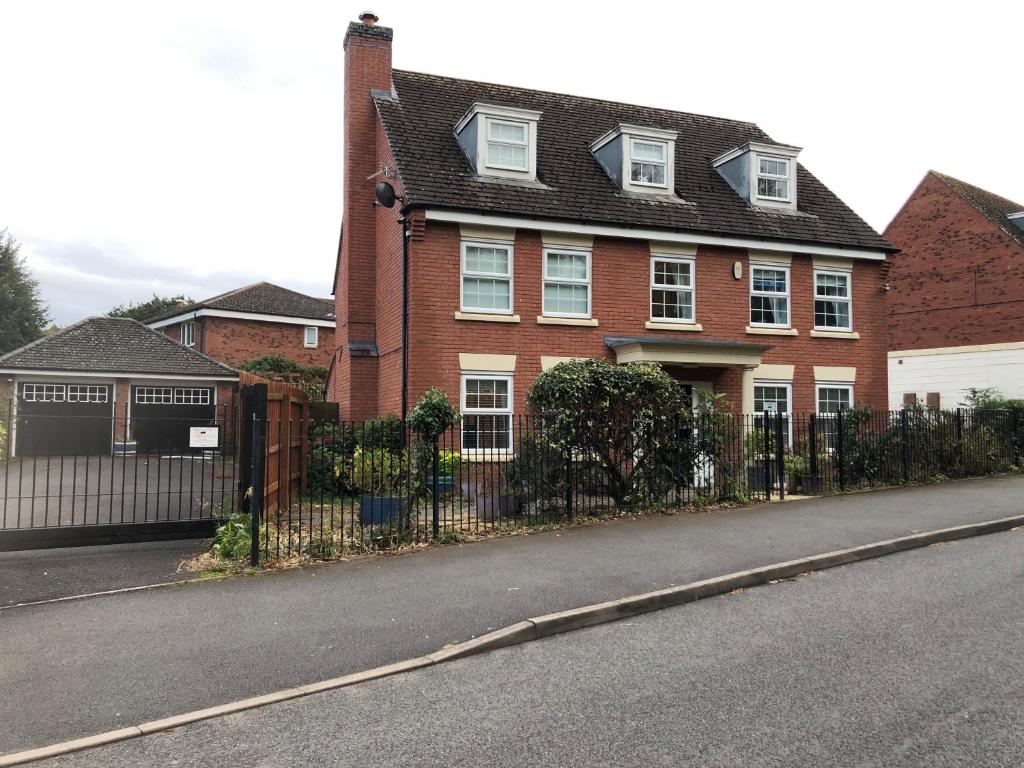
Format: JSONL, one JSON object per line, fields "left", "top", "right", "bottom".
{"left": 603, "top": 336, "right": 773, "bottom": 413}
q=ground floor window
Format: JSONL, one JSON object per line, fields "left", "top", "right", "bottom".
{"left": 754, "top": 381, "right": 792, "bottom": 446}
{"left": 816, "top": 384, "right": 853, "bottom": 414}
{"left": 461, "top": 374, "right": 512, "bottom": 451}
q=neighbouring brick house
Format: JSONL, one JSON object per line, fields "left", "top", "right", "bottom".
{"left": 147, "top": 282, "right": 335, "bottom": 369}
{"left": 0, "top": 317, "right": 237, "bottom": 456}
{"left": 330, "top": 14, "right": 895, "bottom": 447}
{"left": 885, "top": 172, "right": 1024, "bottom": 409}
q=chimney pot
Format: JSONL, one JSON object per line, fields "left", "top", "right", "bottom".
{"left": 359, "top": 11, "right": 378, "bottom": 25}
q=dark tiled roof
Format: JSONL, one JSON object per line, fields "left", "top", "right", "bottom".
{"left": 0, "top": 317, "right": 237, "bottom": 377}
{"left": 932, "top": 171, "right": 1024, "bottom": 249}
{"left": 376, "top": 70, "right": 894, "bottom": 253}
{"left": 146, "top": 282, "right": 335, "bottom": 324}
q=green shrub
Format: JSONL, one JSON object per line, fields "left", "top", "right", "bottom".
{"left": 358, "top": 415, "right": 404, "bottom": 452}
{"left": 504, "top": 432, "right": 566, "bottom": 502}
{"left": 352, "top": 447, "right": 406, "bottom": 495}
{"left": 408, "top": 387, "right": 460, "bottom": 441}
{"left": 212, "top": 511, "right": 252, "bottom": 561}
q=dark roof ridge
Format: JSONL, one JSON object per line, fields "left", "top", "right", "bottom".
{"left": 390, "top": 68, "right": 762, "bottom": 131}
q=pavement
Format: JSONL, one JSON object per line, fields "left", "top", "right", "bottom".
{"left": 0, "top": 539, "right": 205, "bottom": 606}
{"left": 1, "top": 473, "right": 1023, "bottom": 756}
{"left": 35, "top": 523, "right": 1024, "bottom": 766}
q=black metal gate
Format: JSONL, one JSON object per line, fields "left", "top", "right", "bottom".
{"left": 16, "top": 382, "right": 113, "bottom": 457}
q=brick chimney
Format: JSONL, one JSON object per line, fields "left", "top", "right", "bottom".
{"left": 334, "top": 13, "right": 393, "bottom": 418}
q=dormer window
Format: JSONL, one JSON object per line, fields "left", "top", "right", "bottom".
{"left": 630, "top": 139, "right": 668, "bottom": 187}
{"left": 713, "top": 141, "right": 801, "bottom": 212}
{"left": 486, "top": 120, "right": 528, "bottom": 171}
{"left": 591, "top": 124, "right": 677, "bottom": 196}
{"left": 455, "top": 103, "right": 541, "bottom": 181}
{"left": 757, "top": 157, "right": 790, "bottom": 201}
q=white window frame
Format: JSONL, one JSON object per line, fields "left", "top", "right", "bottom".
{"left": 756, "top": 155, "right": 792, "bottom": 202}
{"left": 67, "top": 384, "right": 109, "bottom": 404}
{"left": 813, "top": 268, "right": 853, "bottom": 332}
{"left": 135, "top": 386, "right": 173, "bottom": 405}
{"left": 460, "top": 239, "right": 514, "bottom": 315}
{"left": 629, "top": 139, "right": 669, "bottom": 189}
{"left": 180, "top": 320, "right": 195, "bottom": 347}
{"left": 460, "top": 373, "right": 513, "bottom": 453}
{"left": 174, "top": 387, "right": 211, "bottom": 405}
{"left": 749, "top": 263, "right": 791, "bottom": 328}
{"left": 649, "top": 254, "right": 696, "bottom": 324}
{"left": 484, "top": 118, "right": 530, "bottom": 172}
{"left": 304, "top": 326, "right": 319, "bottom": 348}
{"left": 754, "top": 380, "right": 793, "bottom": 446}
{"left": 22, "top": 383, "right": 66, "bottom": 402}
{"left": 815, "top": 383, "right": 854, "bottom": 414}
{"left": 542, "top": 247, "right": 592, "bottom": 319}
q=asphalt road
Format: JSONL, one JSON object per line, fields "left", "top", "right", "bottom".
{"left": 2, "top": 474, "right": 1023, "bottom": 755}
{"left": 0, "top": 539, "right": 204, "bottom": 606}
{"left": 40, "top": 525, "right": 1024, "bottom": 766}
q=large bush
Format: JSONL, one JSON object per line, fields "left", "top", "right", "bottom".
{"left": 527, "top": 359, "right": 690, "bottom": 506}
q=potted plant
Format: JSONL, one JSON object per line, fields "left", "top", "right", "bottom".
{"left": 356, "top": 447, "right": 406, "bottom": 525}
{"left": 744, "top": 427, "right": 770, "bottom": 491}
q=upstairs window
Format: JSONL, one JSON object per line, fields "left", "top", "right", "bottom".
{"left": 757, "top": 157, "right": 791, "bottom": 201}
{"left": 543, "top": 248, "right": 591, "bottom": 318}
{"left": 650, "top": 256, "right": 695, "bottom": 323}
{"left": 461, "top": 240, "right": 513, "bottom": 314}
{"left": 630, "top": 140, "right": 667, "bottom": 187}
{"left": 814, "top": 270, "right": 852, "bottom": 330}
{"left": 304, "top": 326, "right": 319, "bottom": 348}
{"left": 485, "top": 119, "right": 529, "bottom": 171}
{"left": 180, "top": 320, "right": 195, "bottom": 347}
{"left": 749, "top": 265, "right": 790, "bottom": 327}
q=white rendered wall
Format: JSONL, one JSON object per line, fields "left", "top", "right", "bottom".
{"left": 888, "top": 342, "right": 1024, "bottom": 409}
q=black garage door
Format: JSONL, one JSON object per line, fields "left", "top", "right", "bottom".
{"left": 17, "top": 382, "right": 113, "bottom": 457}
{"left": 131, "top": 386, "right": 217, "bottom": 453}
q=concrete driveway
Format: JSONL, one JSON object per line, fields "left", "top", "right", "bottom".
{"left": 0, "top": 454, "right": 238, "bottom": 529}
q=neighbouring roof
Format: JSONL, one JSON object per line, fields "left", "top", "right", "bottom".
{"left": 0, "top": 317, "right": 237, "bottom": 377}
{"left": 931, "top": 171, "right": 1024, "bottom": 249}
{"left": 146, "top": 282, "right": 335, "bottom": 324}
{"left": 375, "top": 70, "right": 894, "bottom": 253}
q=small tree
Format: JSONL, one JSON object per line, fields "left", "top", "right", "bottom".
{"left": 0, "top": 231, "right": 49, "bottom": 354}
{"left": 527, "top": 359, "right": 689, "bottom": 506}
{"left": 109, "top": 294, "right": 193, "bottom": 322}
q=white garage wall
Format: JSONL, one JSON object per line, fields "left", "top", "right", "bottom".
{"left": 888, "top": 342, "right": 1024, "bottom": 410}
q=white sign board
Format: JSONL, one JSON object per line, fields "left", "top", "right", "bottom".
{"left": 189, "top": 426, "right": 219, "bottom": 449}
{"left": 763, "top": 402, "right": 777, "bottom": 413}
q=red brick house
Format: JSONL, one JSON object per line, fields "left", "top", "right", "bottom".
{"left": 885, "top": 171, "right": 1024, "bottom": 409}
{"left": 146, "top": 282, "right": 335, "bottom": 369}
{"left": 330, "top": 14, "right": 894, "bottom": 445}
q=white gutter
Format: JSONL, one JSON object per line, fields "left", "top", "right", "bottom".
{"left": 423, "top": 209, "right": 888, "bottom": 261}
{"left": 147, "top": 308, "right": 336, "bottom": 330}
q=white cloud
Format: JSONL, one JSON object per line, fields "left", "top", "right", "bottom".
{"left": 0, "top": 0, "right": 1020, "bottom": 325}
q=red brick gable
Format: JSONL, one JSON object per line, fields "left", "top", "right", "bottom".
{"left": 885, "top": 172, "right": 1024, "bottom": 351}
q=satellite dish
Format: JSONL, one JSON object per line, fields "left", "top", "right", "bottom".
{"left": 375, "top": 181, "right": 397, "bottom": 208}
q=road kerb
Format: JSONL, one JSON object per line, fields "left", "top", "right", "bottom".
{"left": 2, "top": 513, "right": 1021, "bottom": 767}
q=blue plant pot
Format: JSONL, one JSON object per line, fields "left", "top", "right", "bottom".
{"left": 359, "top": 495, "right": 403, "bottom": 526}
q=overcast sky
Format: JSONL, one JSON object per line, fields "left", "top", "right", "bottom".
{"left": 1, "top": 1, "right": 1020, "bottom": 326}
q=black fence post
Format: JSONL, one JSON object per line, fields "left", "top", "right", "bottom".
{"left": 808, "top": 414, "right": 818, "bottom": 491}
{"left": 836, "top": 410, "right": 845, "bottom": 491}
{"left": 565, "top": 447, "right": 574, "bottom": 522}
{"left": 900, "top": 409, "right": 910, "bottom": 484}
{"left": 431, "top": 441, "right": 440, "bottom": 538}
{"left": 247, "top": 384, "right": 268, "bottom": 568}
{"left": 775, "top": 410, "right": 785, "bottom": 501}
{"left": 762, "top": 411, "right": 772, "bottom": 500}
{"left": 1013, "top": 408, "right": 1022, "bottom": 465}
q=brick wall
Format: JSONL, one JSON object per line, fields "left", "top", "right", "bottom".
{"left": 885, "top": 172, "right": 1024, "bottom": 351}
{"left": 387, "top": 222, "right": 889, "bottom": 417}
{"left": 161, "top": 318, "right": 334, "bottom": 369}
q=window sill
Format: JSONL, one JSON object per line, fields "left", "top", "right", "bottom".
{"left": 645, "top": 321, "right": 703, "bottom": 332}
{"left": 536, "top": 316, "right": 599, "bottom": 327}
{"left": 745, "top": 326, "right": 798, "bottom": 336}
{"left": 810, "top": 329, "right": 860, "bottom": 339}
{"left": 460, "top": 451, "right": 516, "bottom": 463}
{"left": 453, "top": 312, "right": 521, "bottom": 323}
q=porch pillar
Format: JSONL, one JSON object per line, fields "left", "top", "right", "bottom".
{"left": 741, "top": 364, "right": 756, "bottom": 416}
